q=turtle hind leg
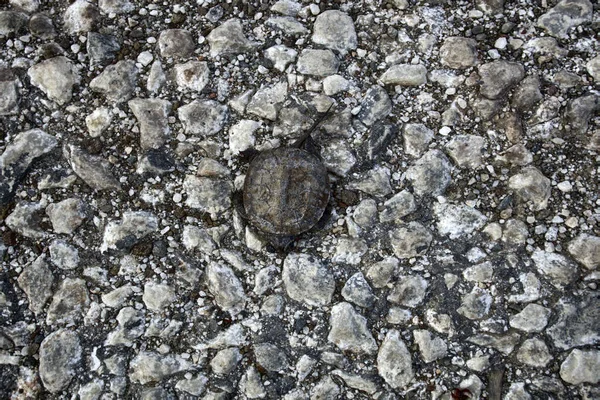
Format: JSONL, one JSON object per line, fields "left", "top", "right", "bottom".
{"left": 266, "top": 236, "right": 295, "bottom": 253}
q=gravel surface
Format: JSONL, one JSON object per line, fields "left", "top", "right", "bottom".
{"left": 0, "top": 0, "right": 599, "bottom": 399}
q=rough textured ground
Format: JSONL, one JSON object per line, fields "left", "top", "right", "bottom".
{"left": 0, "top": 0, "right": 599, "bottom": 399}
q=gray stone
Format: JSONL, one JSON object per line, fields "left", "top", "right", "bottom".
{"left": 366, "top": 257, "right": 398, "bottom": 288}
{"left": 271, "top": 0, "right": 301, "bottom": 16}
{"left": 266, "top": 16, "right": 308, "bottom": 36}
{"left": 87, "top": 32, "right": 120, "bottom": 65}
{"left": 353, "top": 199, "right": 378, "bottom": 229}
{"left": 229, "top": 120, "right": 260, "bottom": 154}
{"left": 508, "top": 166, "right": 551, "bottom": 211}
{"left": 282, "top": 253, "right": 334, "bottom": 306}
{"left": 129, "top": 98, "right": 171, "bottom": 150}
{"left": 100, "top": 211, "right": 157, "bottom": 252}
{"left": 568, "top": 234, "right": 600, "bottom": 270}
{"left": 348, "top": 166, "right": 392, "bottom": 197}
{"left": 207, "top": 263, "right": 246, "bottom": 314}
{"left": 207, "top": 19, "right": 255, "bottom": 57}
{"left": 173, "top": 61, "right": 210, "bottom": 92}
{"left": 388, "top": 275, "right": 428, "bottom": 307}
{"left": 49, "top": 239, "right": 79, "bottom": 270}
{"left": 0, "top": 129, "right": 57, "bottom": 205}
{"left": 5, "top": 202, "right": 46, "bottom": 239}
{"left": 425, "top": 310, "right": 455, "bottom": 336}
{"left": 254, "top": 343, "right": 288, "bottom": 372}
{"left": 509, "top": 303, "right": 551, "bottom": 332}
{"left": 559, "top": 349, "right": 600, "bottom": 385}
{"left": 332, "top": 237, "right": 368, "bottom": 265}
{"left": 78, "top": 380, "right": 104, "bottom": 400}
{"left": 586, "top": 55, "right": 600, "bottom": 81}
{"left": 389, "top": 222, "right": 432, "bottom": 259}
{"left": 46, "top": 278, "right": 90, "bottom": 326}
{"left": 182, "top": 225, "right": 216, "bottom": 254}
{"left": 0, "top": 75, "right": 18, "bottom": 115}
{"left": 246, "top": 80, "right": 288, "bottom": 121}
{"left": 143, "top": 282, "right": 176, "bottom": 312}
{"left": 564, "top": 93, "right": 600, "bottom": 135}
{"left": 328, "top": 302, "right": 377, "bottom": 354}
{"left": 63, "top": 0, "right": 99, "bottom": 34}
{"left": 98, "top": 0, "right": 134, "bottom": 14}
{"left": 363, "top": 123, "right": 398, "bottom": 162}
{"left": 28, "top": 56, "right": 79, "bottom": 105}
{"left": 297, "top": 49, "right": 339, "bottom": 77}
{"left": 434, "top": 202, "right": 487, "bottom": 239}
{"left": 136, "top": 149, "right": 176, "bottom": 175}
{"left": 380, "top": 190, "right": 416, "bottom": 223}
{"left": 85, "top": 107, "right": 112, "bottom": 137}
{"left": 440, "top": 37, "right": 477, "bottom": 69}
{"left": 323, "top": 74, "right": 350, "bottom": 96}
{"left": 130, "top": 351, "right": 193, "bottom": 385}
{"left": 90, "top": 60, "right": 137, "bottom": 103}
{"left": 458, "top": 287, "right": 492, "bottom": 320}
{"left": 342, "top": 272, "right": 376, "bottom": 308}
{"left": 178, "top": 100, "right": 227, "bottom": 136}
{"left": 446, "top": 135, "right": 486, "bottom": 169}
{"left": 29, "top": 13, "right": 56, "bottom": 38}
{"left": 479, "top": 61, "right": 525, "bottom": 100}
{"left": 467, "top": 332, "right": 521, "bottom": 355}
{"left": 320, "top": 139, "right": 357, "bottom": 177}
{"left": 471, "top": 96, "right": 503, "bottom": 121}
{"left": 403, "top": 123, "right": 434, "bottom": 158}
{"left": 358, "top": 85, "right": 392, "bottom": 126}
{"left": 511, "top": 75, "right": 543, "bottom": 110}
{"left": 39, "top": 329, "right": 81, "bottom": 393}
{"left": 508, "top": 272, "right": 541, "bottom": 303}
{"left": 406, "top": 150, "right": 453, "bottom": 196}
{"left": 312, "top": 10, "right": 357, "bottom": 55}
{"left": 413, "top": 330, "right": 447, "bottom": 363}
{"left": 183, "top": 176, "right": 232, "bottom": 218}
{"left": 264, "top": 45, "right": 297, "bottom": 72}
{"left": 147, "top": 60, "right": 166, "bottom": 92}
{"left": 547, "top": 295, "right": 599, "bottom": 350}
{"left": 476, "top": 0, "right": 505, "bottom": 14}
{"left": 210, "top": 347, "right": 242, "bottom": 374}
{"left": 46, "top": 198, "right": 86, "bottom": 234}
{"left": 537, "top": 0, "right": 593, "bottom": 38}
{"left": 158, "top": 29, "right": 195, "bottom": 59}
{"left": 17, "top": 256, "right": 54, "bottom": 315}
{"left": 9, "top": 0, "right": 38, "bottom": 11}
{"left": 502, "top": 219, "right": 529, "bottom": 246}
{"left": 105, "top": 307, "right": 145, "bottom": 346}
{"left": 531, "top": 250, "right": 578, "bottom": 288}
{"left": 377, "top": 330, "right": 414, "bottom": 389}
{"left": 380, "top": 64, "right": 427, "bottom": 86}
{"left": 517, "top": 338, "right": 553, "bottom": 367}
{"left": 176, "top": 375, "right": 208, "bottom": 397}
{"left": 101, "top": 284, "right": 135, "bottom": 308}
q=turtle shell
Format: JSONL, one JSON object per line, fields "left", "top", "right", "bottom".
{"left": 243, "top": 147, "right": 330, "bottom": 236}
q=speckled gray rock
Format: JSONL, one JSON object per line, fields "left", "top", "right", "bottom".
{"left": 210, "top": 347, "right": 242, "bottom": 374}
{"left": 323, "top": 74, "right": 350, "bottom": 96}
{"left": 143, "top": 282, "right": 176, "bottom": 312}
{"left": 17, "top": 256, "right": 54, "bottom": 315}
{"left": 547, "top": 295, "right": 599, "bottom": 350}
{"left": 439, "top": 37, "right": 478, "bottom": 69}
{"left": 254, "top": 343, "right": 288, "bottom": 372}
{"left": 105, "top": 307, "right": 145, "bottom": 346}
{"left": 516, "top": 338, "right": 553, "bottom": 367}
{"left": 587, "top": 55, "right": 600, "bottom": 81}
{"left": 511, "top": 75, "right": 543, "bottom": 110}
{"left": 176, "top": 375, "right": 208, "bottom": 397}
{"left": 468, "top": 332, "right": 521, "bottom": 355}
{"left": 458, "top": 287, "right": 492, "bottom": 320}
{"left": 310, "top": 376, "right": 340, "bottom": 399}
{"left": 367, "top": 257, "right": 398, "bottom": 289}
{"left": 377, "top": 330, "right": 414, "bottom": 389}
{"left": 45, "top": 198, "right": 86, "bottom": 234}
{"left": 508, "top": 166, "right": 551, "bottom": 211}
{"left": 183, "top": 176, "right": 232, "bottom": 217}
{"left": 358, "top": 85, "right": 392, "bottom": 126}
{"left": 100, "top": 211, "right": 158, "bottom": 252}
{"left": 63, "top": 0, "right": 99, "bottom": 34}
{"left": 5, "top": 202, "right": 46, "bottom": 239}
{"left": 182, "top": 225, "right": 216, "bottom": 254}
{"left": 389, "top": 222, "right": 432, "bottom": 259}
{"left": 130, "top": 351, "right": 193, "bottom": 384}
{"left": 282, "top": 253, "right": 334, "bottom": 306}
{"left": 328, "top": 302, "right": 377, "bottom": 354}
{"left": 509, "top": 303, "right": 551, "bottom": 332}
{"left": 388, "top": 275, "right": 428, "bottom": 307}
{"left": 28, "top": 56, "right": 79, "bottom": 105}
{"left": 403, "top": 123, "right": 434, "bottom": 158}
{"left": 239, "top": 367, "right": 265, "bottom": 398}
{"left": 158, "top": 29, "right": 195, "bottom": 58}
{"left": 380, "top": 64, "right": 427, "bottom": 86}
{"left": 65, "top": 145, "right": 120, "bottom": 191}
{"left": 264, "top": 45, "right": 298, "bottom": 72}
{"left": 406, "top": 150, "right": 452, "bottom": 197}
{"left": 568, "top": 234, "right": 600, "bottom": 270}
{"left": 98, "top": 0, "right": 134, "bottom": 14}
{"left": 246, "top": 80, "right": 288, "bottom": 121}
{"left": 332, "top": 237, "right": 368, "bottom": 265}
{"left": 49, "top": 239, "right": 79, "bottom": 270}
{"left": 320, "top": 138, "right": 357, "bottom": 176}
{"left": 39, "top": 329, "right": 81, "bottom": 393}
{"left": 206, "top": 263, "right": 247, "bottom": 314}
{"left": 46, "top": 278, "right": 89, "bottom": 327}
{"left": 564, "top": 93, "right": 600, "bottom": 135}
{"left": 531, "top": 250, "right": 578, "bottom": 288}
{"left": 348, "top": 166, "right": 392, "bottom": 197}
{"left": 380, "top": 190, "right": 416, "bottom": 223}
{"left": 0, "top": 74, "right": 19, "bottom": 115}
{"left": 342, "top": 272, "right": 376, "bottom": 308}
{"left": 296, "top": 49, "right": 339, "bottom": 77}
{"left": 434, "top": 203, "right": 487, "bottom": 239}
{"left": 478, "top": 61, "right": 525, "bottom": 100}
{"left": 559, "top": 349, "right": 600, "bottom": 385}
{"left": 87, "top": 32, "right": 120, "bottom": 65}
{"left": 85, "top": 107, "right": 112, "bottom": 137}
{"left": 0, "top": 129, "right": 57, "bottom": 205}
{"left": 446, "top": 134, "right": 486, "bottom": 169}
{"left": 178, "top": 100, "right": 227, "bottom": 136}
{"left": 413, "top": 329, "right": 447, "bottom": 363}
{"left": 147, "top": 60, "right": 166, "bottom": 92}
{"left": 266, "top": 16, "right": 308, "bottom": 36}
{"left": 29, "top": 13, "right": 56, "bottom": 38}
{"left": 129, "top": 98, "right": 171, "bottom": 150}
{"left": 312, "top": 10, "right": 357, "bottom": 55}
{"left": 207, "top": 19, "right": 256, "bottom": 57}
{"left": 536, "top": 0, "right": 593, "bottom": 38}
{"left": 89, "top": 60, "right": 137, "bottom": 103}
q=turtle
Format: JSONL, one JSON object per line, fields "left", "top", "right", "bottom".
{"left": 238, "top": 107, "right": 333, "bottom": 251}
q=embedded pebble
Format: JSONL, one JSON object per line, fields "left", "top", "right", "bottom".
{"left": 39, "top": 329, "right": 81, "bottom": 393}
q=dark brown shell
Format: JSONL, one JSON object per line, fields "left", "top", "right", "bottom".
{"left": 243, "top": 147, "right": 330, "bottom": 236}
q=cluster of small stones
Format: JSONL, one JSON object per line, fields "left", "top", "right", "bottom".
{"left": 0, "top": 0, "right": 599, "bottom": 399}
